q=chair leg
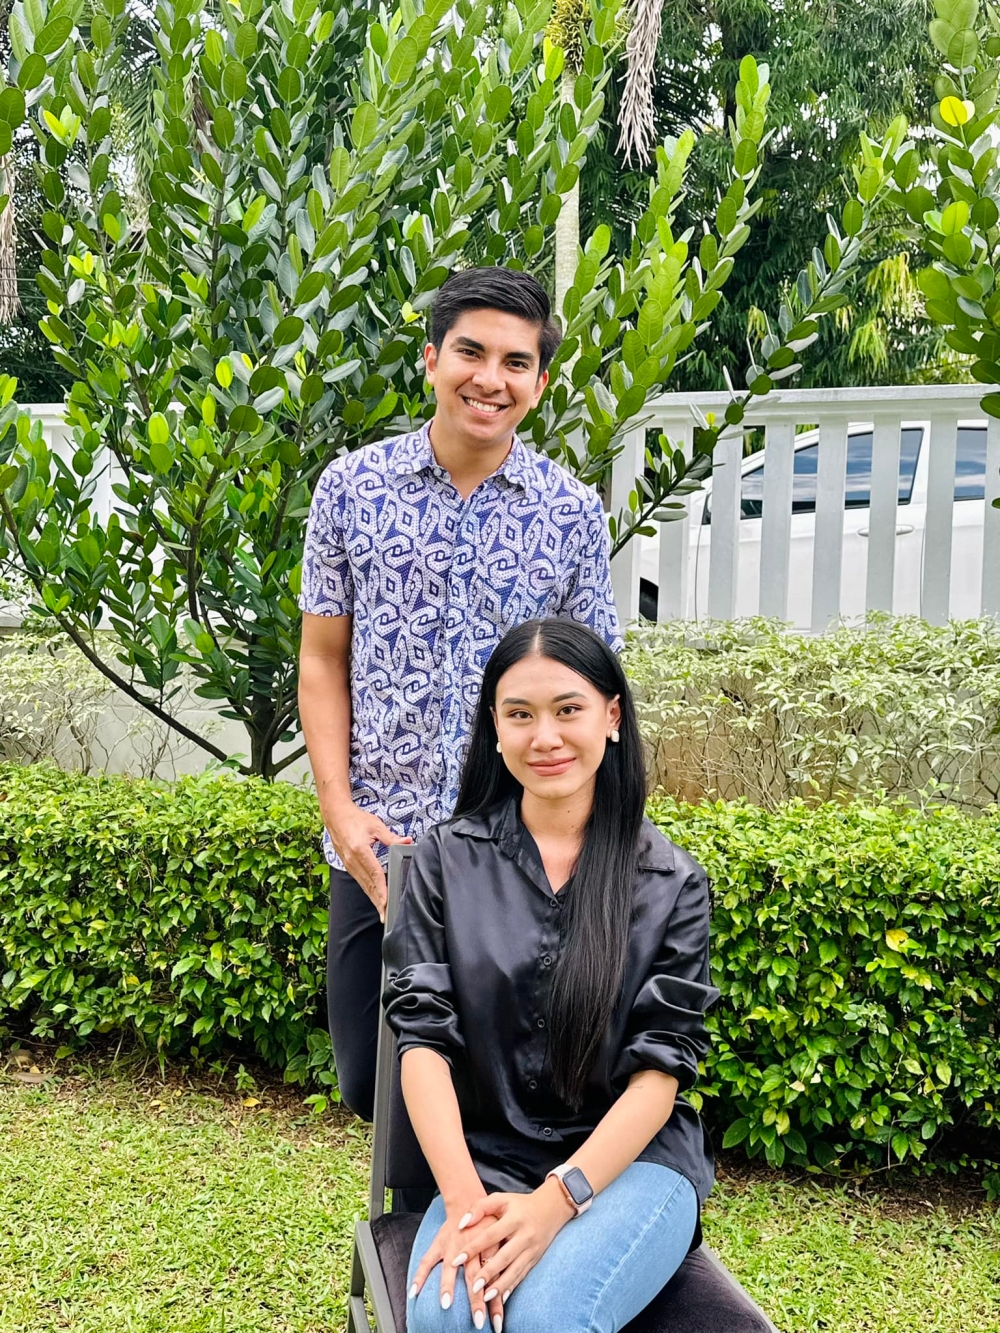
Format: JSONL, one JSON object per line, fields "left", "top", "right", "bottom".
{"left": 347, "top": 1241, "right": 372, "bottom": 1333}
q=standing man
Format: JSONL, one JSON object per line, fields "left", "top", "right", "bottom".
{"left": 298, "top": 266, "right": 621, "bottom": 1122}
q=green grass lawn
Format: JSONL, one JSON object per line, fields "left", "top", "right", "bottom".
{"left": 1, "top": 1058, "right": 998, "bottom": 1333}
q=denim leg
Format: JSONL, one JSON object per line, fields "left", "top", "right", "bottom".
{"left": 504, "top": 1162, "right": 697, "bottom": 1333}
{"left": 406, "top": 1196, "right": 476, "bottom": 1333}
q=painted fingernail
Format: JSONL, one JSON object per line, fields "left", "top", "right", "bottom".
{"left": 502, "top": 1291, "right": 511, "bottom": 1304}
{"left": 484, "top": 1288, "right": 498, "bottom": 1301}
{"left": 474, "top": 1313, "right": 485, "bottom": 1331}
{"left": 493, "top": 1317, "right": 503, "bottom": 1333}
{"left": 472, "top": 1278, "right": 485, "bottom": 1294}
{"left": 451, "top": 1252, "right": 468, "bottom": 1267}
{"left": 458, "top": 1212, "right": 473, "bottom": 1230}
{"left": 440, "top": 1292, "right": 452, "bottom": 1310}
{"left": 408, "top": 1283, "right": 418, "bottom": 1299}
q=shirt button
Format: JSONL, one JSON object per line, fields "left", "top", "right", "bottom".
{"left": 528, "top": 1079, "right": 538, "bottom": 1091}
{"left": 536, "top": 1017, "right": 546, "bottom": 1030}
{"left": 542, "top": 1127, "right": 553, "bottom": 1137}
{"left": 541, "top": 955, "right": 552, "bottom": 967}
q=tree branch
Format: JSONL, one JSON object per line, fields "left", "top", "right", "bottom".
{"left": 0, "top": 494, "right": 245, "bottom": 772}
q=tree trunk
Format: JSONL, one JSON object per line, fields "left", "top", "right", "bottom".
{"left": 554, "top": 66, "right": 580, "bottom": 329}
{"left": 0, "top": 157, "right": 20, "bottom": 325}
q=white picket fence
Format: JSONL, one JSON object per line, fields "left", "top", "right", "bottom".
{"left": 610, "top": 384, "right": 1000, "bottom": 629}
{"left": 8, "top": 387, "right": 1000, "bottom": 637}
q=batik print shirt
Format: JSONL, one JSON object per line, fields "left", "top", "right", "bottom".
{"left": 299, "top": 421, "right": 622, "bottom": 869}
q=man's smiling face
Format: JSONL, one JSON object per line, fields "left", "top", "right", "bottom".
{"left": 424, "top": 307, "right": 549, "bottom": 452}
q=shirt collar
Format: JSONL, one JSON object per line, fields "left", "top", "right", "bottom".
{"left": 450, "top": 797, "right": 676, "bottom": 873}
{"left": 386, "top": 421, "right": 536, "bottom": 492}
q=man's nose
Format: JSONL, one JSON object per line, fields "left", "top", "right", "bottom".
{"left": 472, "top": 360, "right": 505, "bottom": 393}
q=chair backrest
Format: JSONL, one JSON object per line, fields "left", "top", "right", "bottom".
{"left": 368, "top": 843, "right": 434, "bottom": 1219}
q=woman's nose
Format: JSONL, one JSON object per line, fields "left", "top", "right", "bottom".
{"left": 531, "top": 719, "right": 563, "bottom": 750}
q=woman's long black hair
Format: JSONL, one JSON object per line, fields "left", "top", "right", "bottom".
{"left": 452, "top": 619, "right": 648, "bottom": 1109}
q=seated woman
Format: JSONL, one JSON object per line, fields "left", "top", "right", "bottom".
{"left": 383, "top": 618, "right": 718, "bottom": 1333}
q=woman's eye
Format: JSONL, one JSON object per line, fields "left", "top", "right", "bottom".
{"left": 558, "top": 705, "right": 581, "bottom": 716}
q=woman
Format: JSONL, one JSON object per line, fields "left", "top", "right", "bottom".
{"left": 382, "top": 619, "right": 717, "bottom": 1333}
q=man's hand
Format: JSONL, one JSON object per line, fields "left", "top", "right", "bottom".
{"left": 325, "top": 800, "right": 412, "bottom": 921}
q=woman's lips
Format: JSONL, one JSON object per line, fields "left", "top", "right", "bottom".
{"left": 527, "top": 757, "right": 576, "bottom": 776}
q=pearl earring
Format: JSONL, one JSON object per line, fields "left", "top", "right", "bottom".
{"left": 610, "top": 729, "right": 620, "bottom": 744}
{"left": 496, "top": 740, "right": 503, "bottom": 753}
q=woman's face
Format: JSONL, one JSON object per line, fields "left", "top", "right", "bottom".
{"left": 491, "top": 653, "right": 621, "bottom": 805}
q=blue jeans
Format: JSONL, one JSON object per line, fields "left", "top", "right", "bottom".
{"left": 406, "top": 1162, "right": 698, "bottom": 1333}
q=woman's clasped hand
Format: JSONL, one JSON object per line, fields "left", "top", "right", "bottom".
{"left": 408, "top": 1180, "right": 575, "bottom": 1331}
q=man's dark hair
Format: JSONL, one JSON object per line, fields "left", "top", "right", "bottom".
{"left": 429, "top": 266, "right": 563, "bottom": 374}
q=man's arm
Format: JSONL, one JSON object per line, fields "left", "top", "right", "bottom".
{"left": 298, "top": 611, "right": 410, "bottom": 918}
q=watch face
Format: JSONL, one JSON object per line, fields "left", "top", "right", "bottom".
{"left": 562, "top": 1167, "right": 594, "bottom": 1207}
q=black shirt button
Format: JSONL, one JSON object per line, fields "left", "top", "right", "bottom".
{"left": 528, "top": 1079, "right": 538, "bottom": 1090}
{"left": 536, "top": 1017, "right": 546, "bottom": 1029}
{"left": 542, "top": 1126, "right": 553, "bottom": 1137}
{"left": 541, "top": 955, "right": 552, "bottom": 967}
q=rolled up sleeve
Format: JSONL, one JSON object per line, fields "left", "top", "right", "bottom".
{"left": 612, "top": 866, "right": 719, "bottom": 1093}
{"left": 382, "top": 833, "right": 465, "bottom": 1066}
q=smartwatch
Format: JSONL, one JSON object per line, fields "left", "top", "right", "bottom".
{"left": 545, "top": 1163, "right": 594, "bottom": 1216}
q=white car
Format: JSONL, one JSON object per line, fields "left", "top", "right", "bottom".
{"left": 638, "top": 420, "right": 991, "bottom": 625}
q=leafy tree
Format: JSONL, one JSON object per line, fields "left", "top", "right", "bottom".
{"left": 586, "top": 0, "right": 950, "bottom": 389}
{"left": 899, "top": 0, "right": 1000, "bottom": 498}
{"left": 0, "top": 0, "right": 903, "bottom": 776}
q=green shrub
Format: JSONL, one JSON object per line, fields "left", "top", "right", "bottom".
{"left": 0, "top": 764, "right": 333, "bottom": 1088}
{"left": 2, "top": 764, "right": 999, "bottom": 1177}
{"left": 624, "top": 616, "right": 1000, "bottom": 810}
{"left": 651, "top": 795, "right": 1000, "bottom": 1173}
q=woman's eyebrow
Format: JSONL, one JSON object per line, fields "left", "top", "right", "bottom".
{"left": 499, "top": 691, "right": 587, "bottom": 706}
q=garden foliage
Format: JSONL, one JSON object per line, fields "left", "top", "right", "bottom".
{"left": 0, "top": 0, "right": 906, "bottom": 774}
{"left": 651, "top": 794, "right": 1000, "bottom": 1176}
{"left": 624, "top": 615, "right": 1000, "bottom": 810}
{"left": 1, "top": 763, "right": 998, "bottom": 1176}
{"left": 902, "top": 0, "right": 1000, "bottom": 454}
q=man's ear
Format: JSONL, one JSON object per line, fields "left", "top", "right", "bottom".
{"left": 424, "top": 342, "right": 438, "bottom": 383}
{"left": 530, "top": 367, "right": 549, "bottom": 408}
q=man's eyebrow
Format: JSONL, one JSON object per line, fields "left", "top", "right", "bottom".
{"left": 451, "top": 336, "right": 536, "bottom": 362}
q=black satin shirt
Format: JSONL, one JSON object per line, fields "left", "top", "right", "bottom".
{"left": 382, "top": 797, "right": 719, "bottom": 1211}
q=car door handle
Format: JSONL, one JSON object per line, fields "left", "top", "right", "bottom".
{"left": 857, "top": 524, "right": 915, "bottom": 537}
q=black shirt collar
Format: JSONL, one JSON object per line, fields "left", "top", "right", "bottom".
{"left": 450, "top": 795, "right": 675, "bottom": 873}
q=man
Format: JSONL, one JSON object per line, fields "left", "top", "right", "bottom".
{"left": 298, "top": 266, "right": 621, "bottom": 1122}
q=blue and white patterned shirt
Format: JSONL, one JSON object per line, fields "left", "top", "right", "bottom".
{"left": 299, "top": 421, "right": 622, "bottom": 869}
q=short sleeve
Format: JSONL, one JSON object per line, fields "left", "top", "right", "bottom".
{"left": 299, "top": 461, "right": 354, "bottom": 616}
{"left": 382, "top": 832, "right": 465, "bottom": 1065}
{"left": 556, "top": 493, "right": 623, "bottom": 652}
{"left": 612, "top": 864, "right": 719, "bottom": 1094}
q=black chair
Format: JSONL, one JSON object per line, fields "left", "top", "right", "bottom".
{"left": 347, "top": 846, "right": 780, "bottom": 1333}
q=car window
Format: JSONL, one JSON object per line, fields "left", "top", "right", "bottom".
{"left": 955, "top": 426, "right": 987, "bottom": 501}
{"left": 703, "top": 427, "right": 924, "bottom": 523}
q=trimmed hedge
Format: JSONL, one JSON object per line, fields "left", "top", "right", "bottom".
{"left": 2, "top": 764, "right": 999, "bottom": 1175}
{"left": 649, "top": 795, "right": 1000, "bottom": 1173}
{"left": 0, "top": 764, "right": 334, "bottom": 1089}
